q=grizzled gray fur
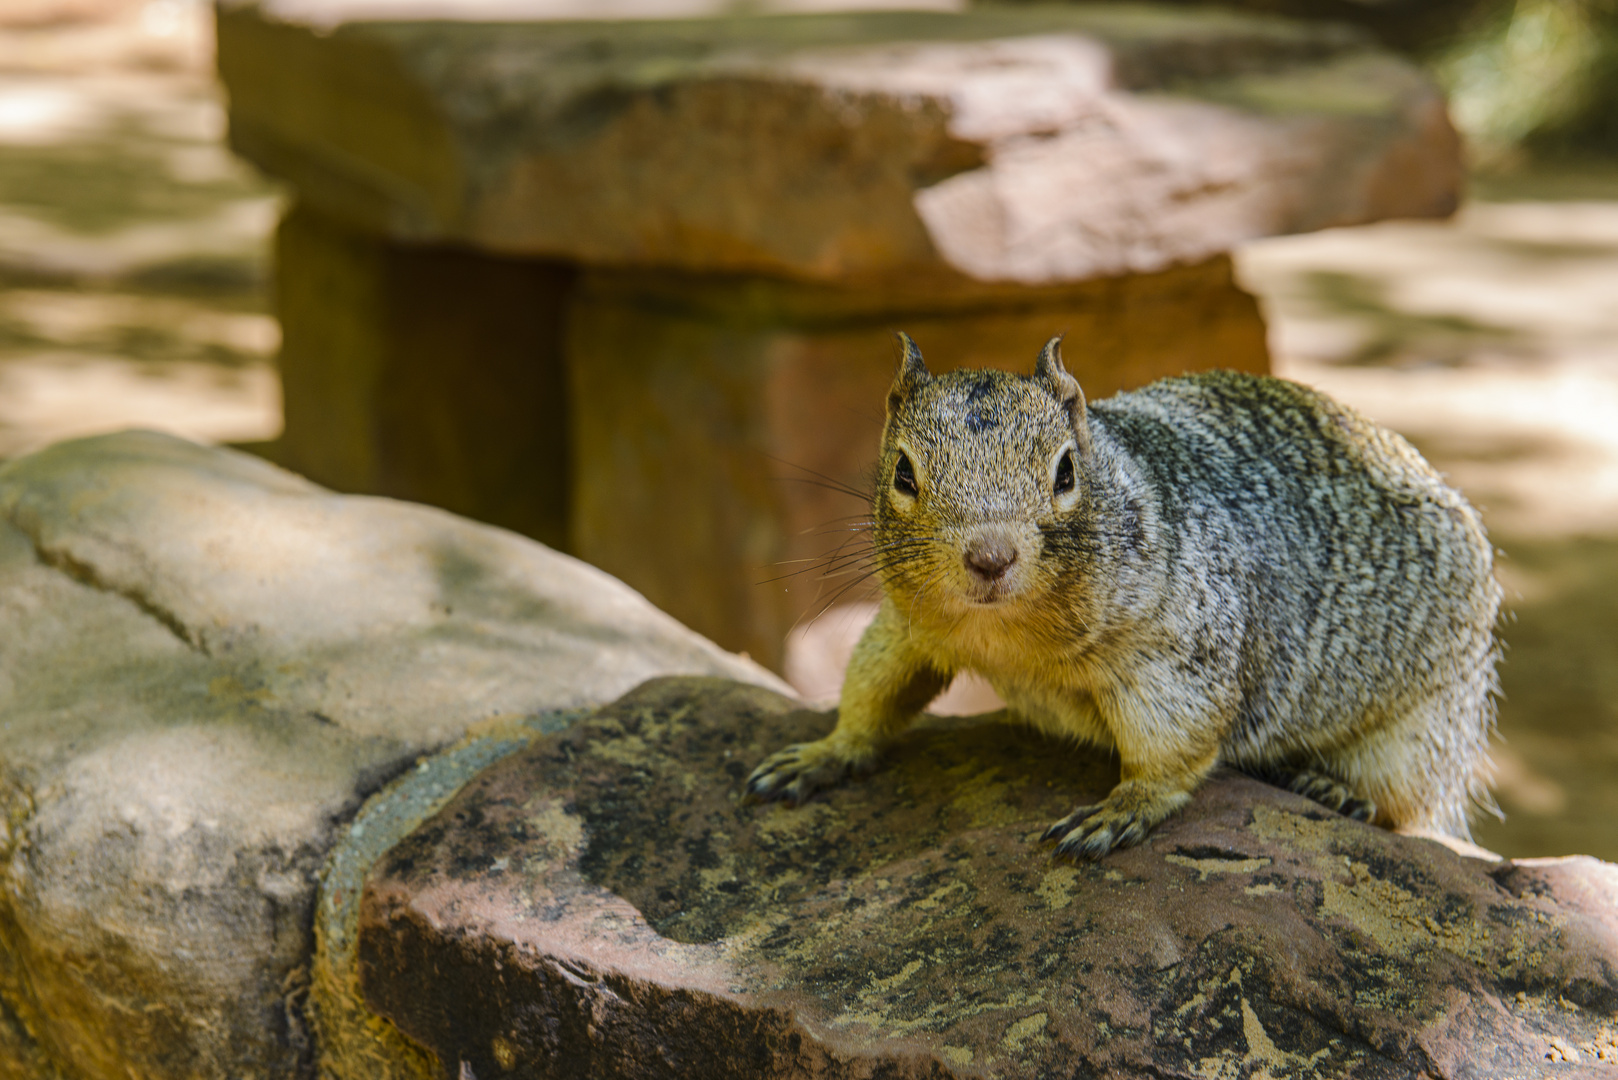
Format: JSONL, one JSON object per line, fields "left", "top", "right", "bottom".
{"left": 749, "top": 335, "right": 1501, "bottom": 859}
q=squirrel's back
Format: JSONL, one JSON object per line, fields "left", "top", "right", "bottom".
{"left": 1085, "top": 371, "right": 1500, "bottom": 833}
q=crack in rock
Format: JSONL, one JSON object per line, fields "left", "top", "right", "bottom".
{"left": 18, "top": 531, "right": 207, "bottom": 655}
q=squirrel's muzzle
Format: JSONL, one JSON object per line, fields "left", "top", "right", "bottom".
{"left": 963, "top": 537, "right": 1019, "bottom": 584}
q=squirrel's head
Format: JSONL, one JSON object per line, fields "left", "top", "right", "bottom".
{"left": 875, "top": 333, "right": 1092, "bottom": 612}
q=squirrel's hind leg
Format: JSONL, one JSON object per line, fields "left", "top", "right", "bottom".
{"left": 1241, "top": 764, "right": 1377, "bottom": 822}
{"left": 1325, "top": 688, "right": 1493, "bottom": 840}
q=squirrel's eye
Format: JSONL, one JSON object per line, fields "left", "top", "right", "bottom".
{"left": 1054, "top": 450, "right": 1075, "bottom": 496}
{"left": 893, "top": 452, "right": 918, "bottom": 497}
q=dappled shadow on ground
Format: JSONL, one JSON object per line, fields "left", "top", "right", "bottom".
{"left": 1478, "top": 534, "right": 1618, "bottom": 862}
{"left": 1291, "top": 268, "right": 1522, "bottom": 369}
{"left": 1239, "top": 190, "right": 1618, "bottom": 861}
{"left": 0, "top": 5, "right": 281, "bottom": 460}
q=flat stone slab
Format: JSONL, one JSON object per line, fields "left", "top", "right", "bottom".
{"left": 219, "top": 2, "right": 1460, "bottom": 286}
{"left": 359, "top": 677, "right": 1618, "bottom": 1078}
{"left": 0, "top": 432, "right": 784, "bottom": 1080}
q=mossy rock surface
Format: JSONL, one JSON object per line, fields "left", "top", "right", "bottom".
{"left": 359, "top": 676, "right": 1618, "bottom": 1079}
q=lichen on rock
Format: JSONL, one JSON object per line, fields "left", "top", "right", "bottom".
{"left": 357, "top": 676, "right": 1618, "bottom": 1078}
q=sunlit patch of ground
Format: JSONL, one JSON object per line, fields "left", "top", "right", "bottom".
{"left": 0, "top": 0, "right": 281, "bottom": 461}
{"left": 1237, "top": 181, "right": 1618, "bottom": 861}
{"left": 0, "top": 354, "right": 278, "bottom": 458}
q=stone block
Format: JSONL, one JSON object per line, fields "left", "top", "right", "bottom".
{"left": 221, "top": 0, "right": 1466, "bottom": 667}
{"left": 219, "top": 2, "right": 1460, "bottom": 283}
{"left": 275, "top": 202, "right": 575, "bottom": 551}
{"left": 357, "top": 677, "right": 1618, "bottom": 1078}
{"left": 0, "top": 432, "right": 784, "bottom": 1080}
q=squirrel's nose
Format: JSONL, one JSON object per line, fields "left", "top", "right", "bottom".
{"left": 964, "top": 539, "right": 1018, "bottom": 582}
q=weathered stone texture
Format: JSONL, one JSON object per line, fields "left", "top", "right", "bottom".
{"left": 313, "top": 711, "right": 587, "bottom": 1080}
{"left": 0, "top": 433, "right": 784, "bottom": 1080}
{"left": 359, "top": 677, "right": 1618, "bottom": 1078}
{"left": 274, "top": 202, "right": 575, "bottom": 549}
{"left": 219, "top": 3, "right": 1460, "bottom": 285}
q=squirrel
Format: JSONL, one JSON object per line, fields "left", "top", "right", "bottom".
{"left": 747, "top": 333, "right": 1502, "bottom": 860}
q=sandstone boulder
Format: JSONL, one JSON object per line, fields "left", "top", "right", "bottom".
{"left": 219, "top": 1, "right": 1460, "bottom": 287}
{"left": 360, "top": 677, "right": 1618, "bottom": 1078}
{"left": 0, "top": 432, "right": 785, "bottom": 1080}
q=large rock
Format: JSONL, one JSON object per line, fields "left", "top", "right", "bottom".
{"left": 359, "top": 678, "right": 1618, "bottom": 1078}
{"left": 219, "top": 1, "right": 1458, "bottom": 285}
{"left": 0, "top": 431, "right": 786, "bottom": 1080}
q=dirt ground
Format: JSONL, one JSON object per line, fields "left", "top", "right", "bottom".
{"left": 1, "top": 3, "right": 1613, "bottom": 860}
{"left": 1238, "top": 193, "right": 1618, "bottom": 861}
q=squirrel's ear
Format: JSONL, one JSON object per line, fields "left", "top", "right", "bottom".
{"left": 1034, "top": 335, "right": 1092, "bottom": 455}
{"left": 888, "top": 332, "right": 932, "bottom": 416}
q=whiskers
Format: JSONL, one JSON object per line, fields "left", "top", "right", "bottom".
{"left": 758, "top": 455, "right": 959, "bottom": 636}
{"left": 765, "top": 526, "right": 948, "bottom": 636}
{"left": 765, "top": 454, "right": 876, "bottom": 505}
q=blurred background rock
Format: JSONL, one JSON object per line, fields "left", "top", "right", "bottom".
{"left": 0, "top": 0, "right": 1613, "bottom": 863}
{"left": 992, "top": 0, "right": 1618, "bottom": 170}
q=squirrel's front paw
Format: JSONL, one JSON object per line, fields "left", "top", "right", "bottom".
{"left": 745, "top": 738, "right": 867, "bottom": 806}
{"left": 1041, "top": 780, "right": 1192, "bottom": 860}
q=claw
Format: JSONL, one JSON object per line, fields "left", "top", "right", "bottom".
{"left": 1279, "top": 769, "right": 1377, "bottom": 824}
{"left": 1042, "top": 782, "right": 1190, "bottom": 860}
{"left": 1114, "top": 815, "right": 1149, "bottom": 849}
{"left": 1054, "top": 821, "right": 1116, "bottom": 862}
{"left": 744, "top": 739, "right": 859, "bottom": 807}
{"left": 1041, "top": 804, "right": 1101, "bottom": 842}
{"left": 1343, "top": 797, "right": 1376, "bottom": 822}
{"left": 743, "top": 748, "right": 797, "bottom": 803}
